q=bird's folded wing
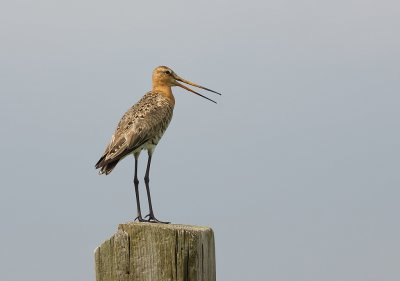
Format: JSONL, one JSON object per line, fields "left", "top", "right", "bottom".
{"left": 101, "top": 93, "right": 173, "bottom": 164}
{"left": 103, "top": 125, "right": 150, "bottom": 162}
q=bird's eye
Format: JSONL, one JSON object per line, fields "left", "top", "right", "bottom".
{"left": 165, "top": 70, "right": 171, "bottom": 75}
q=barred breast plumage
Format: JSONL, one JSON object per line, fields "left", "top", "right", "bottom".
{"left": 95, "top": 91, "right": 174, "bottom": 175}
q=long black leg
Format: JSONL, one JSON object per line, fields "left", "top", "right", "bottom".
{"left": 133, "top": 154, "right": 145, "bottom": 222}
{"left": 144, "top": 152, "right": 169, "bottom": 224}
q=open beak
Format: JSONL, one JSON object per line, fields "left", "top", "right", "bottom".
{"left": 173, "top": 74, "right": 221, "bottom": 104}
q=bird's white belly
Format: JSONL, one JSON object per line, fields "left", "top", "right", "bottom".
{"left": 133, "top": 135, "right": 162, "bottom": 155}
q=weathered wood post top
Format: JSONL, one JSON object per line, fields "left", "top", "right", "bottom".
{"left": 95, "top": 222, "right": 216, "bottom": 281}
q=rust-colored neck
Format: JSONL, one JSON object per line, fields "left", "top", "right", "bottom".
{"left": 152, "top": 85, "right": 175, "bottom": 106}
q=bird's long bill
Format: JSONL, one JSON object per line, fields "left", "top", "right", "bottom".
{"left": 175, "top": 76, "right": 221, "bottom": 104}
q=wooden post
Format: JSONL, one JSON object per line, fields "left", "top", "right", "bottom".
{"left": 95, "top": 222, "right": 216, "bottom": 281}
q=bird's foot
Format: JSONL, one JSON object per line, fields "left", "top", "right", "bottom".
{"left": 134, "top": 215, "right": 147, "bottom": 222}
{"left": 145, "top": 214, "right": 170, "bottom": 224}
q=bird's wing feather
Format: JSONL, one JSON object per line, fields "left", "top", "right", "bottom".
{"left": 101, "top": 92, "right": 173, "bottom": 163}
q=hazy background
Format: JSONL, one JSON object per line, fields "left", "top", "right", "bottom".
{"left": 1, "top": 0, "right": 399, "bottom": 280}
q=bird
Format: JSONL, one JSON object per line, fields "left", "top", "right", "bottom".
{"left": 95, "top": 66, "right": 220, "bottom": 223}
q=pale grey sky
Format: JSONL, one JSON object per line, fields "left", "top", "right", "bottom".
{"left": 1, "top": 0, "right": 400, "bottom": 280}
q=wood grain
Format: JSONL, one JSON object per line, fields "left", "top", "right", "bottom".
{"left": 95, "top": 222, "right": 216, "bottom": 281}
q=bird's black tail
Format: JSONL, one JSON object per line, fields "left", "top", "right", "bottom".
{"left": 95, "top": 155, "right": 119, "bottom": 175}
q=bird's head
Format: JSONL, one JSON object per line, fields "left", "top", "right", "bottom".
{"left": 152, "top": 66, "right": 221, "bottom": 103}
